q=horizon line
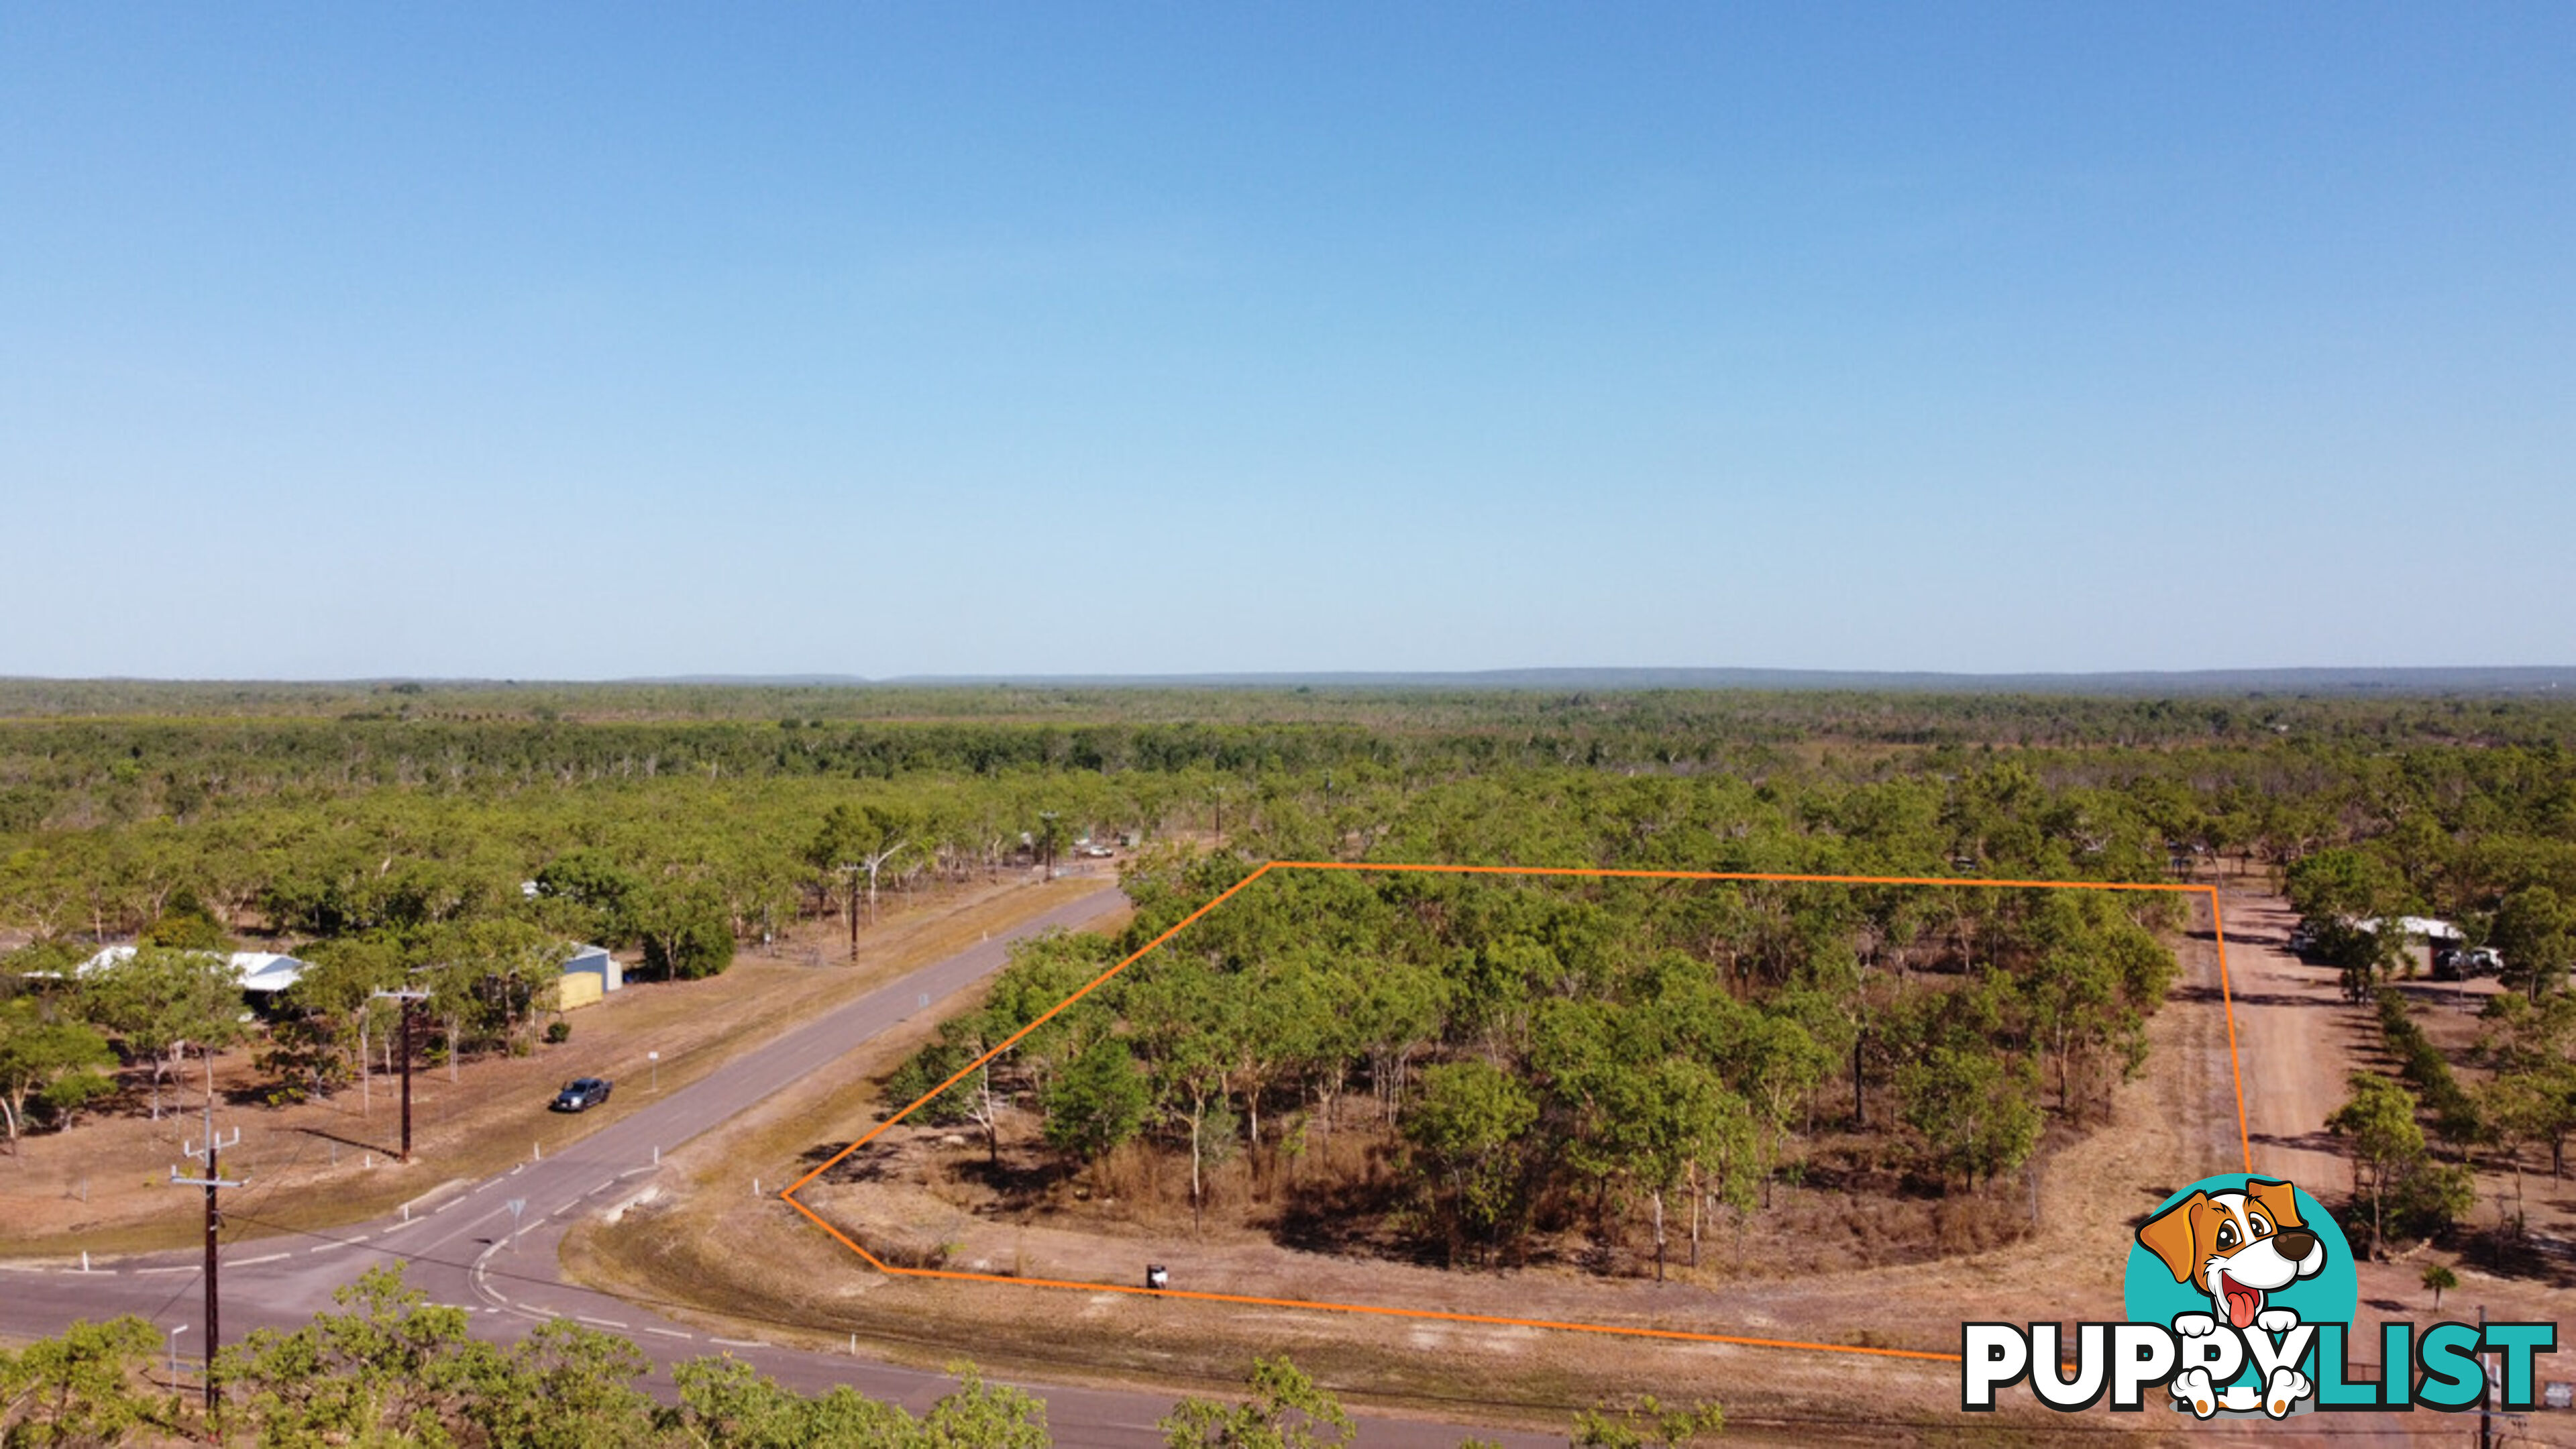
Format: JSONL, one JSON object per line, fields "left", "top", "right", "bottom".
{"left": 4, "top": 664, "right": 2574, "bottom": 697}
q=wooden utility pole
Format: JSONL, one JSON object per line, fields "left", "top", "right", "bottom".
{"left": 373, "top": 988, "right": 429, "bottom": 1162}
{"left": 170, "top": 1093, "right": 241, "bottom": 1419}
{"left": 839, "top": 864, "right": 863, "bottom": 959}
{"left": 834, "top": 840, "right": 908, "bottom": 956}
{"left": 2479, "top": 1304, "right": 2491, "bottom": 1449}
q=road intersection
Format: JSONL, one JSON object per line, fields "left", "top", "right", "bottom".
{"left": 0, "top": 882, "right": 1552, "bottom": 1447}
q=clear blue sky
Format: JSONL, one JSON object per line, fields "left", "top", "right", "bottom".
{"left": 4, "top": 5, "right": 2570, "bottom": 678}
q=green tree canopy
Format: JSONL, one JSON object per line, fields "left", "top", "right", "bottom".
{"left": 77, "top": 945, "right": 247, "bottom": 1120}
{"left": 1898, "top": 1045, "right": 2041, "bottom": 1189}
{"left": 2327, "top": 1071, "right": 2426, "bottom": 1254}
{"left": 0, "top": 999, "right": 116, "bottom": 1147}
{"left": 636, "top": 883, "right": 737, "bottom": 981}
{"left": 1401, "top": 1059, "right": 1539, "bottom": 1265}
{"left": 1041, "top": 1035, "right": 1152, "bottom": 1161}
{"left": 2492, "top": 884, "right": 2573, "bottom": 1002}
{"left": 1159, "top": 1356, "right": 1353, "bottom": 1449}
{"left": 1571, "top": 1395, "right": 1725, "bottom": 1449}
{"left": 0, "top": 1316, "right": 164, "bottom": 1447}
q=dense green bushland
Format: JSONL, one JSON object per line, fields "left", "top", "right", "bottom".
{"left": 886, "top": 784, "right": 2183, "bottom": 1274}
{"left": 3, "top": 686, "right": 2574, "bottom": 1201}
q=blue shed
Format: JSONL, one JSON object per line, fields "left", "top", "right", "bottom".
{"left": 563, "top": 943, "right": 622, "bottom": 993}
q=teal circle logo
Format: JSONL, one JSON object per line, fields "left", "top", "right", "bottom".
{"left": 2125, "top": 1174, "right": 2358, "bottom": 1379}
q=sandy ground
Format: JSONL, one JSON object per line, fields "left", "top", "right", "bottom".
{"left": 2206, "top": 893, "right": 2575, "bottom": 1446}
{"left": 2218, "top": 892, "right": 2373, "bottom": 1192}
{"left": 2222, "top": 891, "right": 2573, "bottom": 1289}
{"left": 0, "top": 871, "right": 1116, "bottom": 1256}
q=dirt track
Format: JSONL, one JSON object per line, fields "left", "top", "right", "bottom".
{"left": 2216, "top": 892, "right": 2375, "bottom": 1196}
{"left": 2213, "top": 890, "right": 2576, "bottom": 1445}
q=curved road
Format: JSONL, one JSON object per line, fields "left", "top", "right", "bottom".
{"left": 0, "top": 883, "right": 1550, "bottom": 1448}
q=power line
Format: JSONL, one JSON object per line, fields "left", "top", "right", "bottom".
{"left": 138, "top": 1095, "right": 353, "bottom": 1342}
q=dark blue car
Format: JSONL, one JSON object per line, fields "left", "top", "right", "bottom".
{"left": 551, "top": 1077, "right": 612, "bottom": 1112}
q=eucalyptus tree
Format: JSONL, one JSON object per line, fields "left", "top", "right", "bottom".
{"left": 1040, "top": 1036, "right": 1152, "bottom": 1162}
{"left": 2492, "top": 885, "right": 2573, "bottom": 1003}
{"left": 977, "top": 929, "right": 1123, "bottom": 1098}
{"left": 1898, "top": 1045, "right": 2041, "bottom": 1191}
{"left": 2026, "top": 947, "right": 2119, "bottom": 1116}
{"left": 1159, "top": 1356, "right": 1352, "bottom": 1449}
{"left": 0, "top": 1316, "right": 164, "bottom": 1446}
{"left": 2477, "top": 990, "right": 2576, "bottom": 1177}
{"left": 1127, "top": 955, "right": 1240, "bottom": 1232}
{"left": 285, "top": 936, "right": 407, "bottom": 1110}
{"left": 2328, "top": 1071, "right": 2426, "bottom": 1256}
{"left": 0, "top": 845, "right": 78, "bottom": 941}
{"left": 78, "top": 945, "right": 246, "bottom": 1120}
{"left": 806, "top": 801, "right": 915, "bottom": 940}
{"left": 219, "top": 1265, "right": 499, "bottom": 1443}
{"left": 1401, "top": 1059, "right": 1537, "bottom": 1267}
{"left": 634, "top": 883, "right": 736, "bottom": 981}
{"left": 0, "top": 999, "right": 115, "bottom": 1150}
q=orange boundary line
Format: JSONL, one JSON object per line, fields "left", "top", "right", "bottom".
{"left": 781, "top": 863, "right": 2252, "bottom": 1366}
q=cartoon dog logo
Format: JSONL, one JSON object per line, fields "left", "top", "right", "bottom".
{"left": 2136, "top": 1177, "right": 2327, "bottom": 1417}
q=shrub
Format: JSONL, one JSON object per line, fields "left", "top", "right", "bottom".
{"left": 2375, "top": 990, "right": 2473, "bottom": 1124}
{"left": 639, "top": 895, "right": 735, "bottom": 981}
{"left": 2388, "top": 1159, "right": 2476, "bottom": 1238}
{"left": 883, "top": 1041, "right": 979, "bottom": 1126}
{"left": 139, "top": 900, "right": 231, "bottom": 952}
{"left": 544, "top": 1020, "right": 572, "bottom": 1044}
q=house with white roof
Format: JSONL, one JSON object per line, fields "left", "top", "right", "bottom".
{"left": 2353, "top": 916, "right": 2465, "bottom": 947}
{"left": 75, "top": 946, "right": 313, "bottom": 997}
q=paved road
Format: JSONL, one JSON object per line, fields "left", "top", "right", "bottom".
{"left": 0, "top": 882, "right": 1553, "bottom": 1448}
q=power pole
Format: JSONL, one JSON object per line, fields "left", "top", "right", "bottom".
{"left": 372, "top": 988, "right": 429, "bottom": 1163}
{"left": 2478, "top": 1304, "right": 2491, "bottom": 1449}
{"left": 839, "top": 864, "right": 863, "bottom": 959}
{"left": 169, "top": 1091, "right": 242, "bottom": 1421}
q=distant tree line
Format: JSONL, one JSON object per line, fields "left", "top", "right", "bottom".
{"left": 5, "top": 689, "right": 2573, "bottom": 1167}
